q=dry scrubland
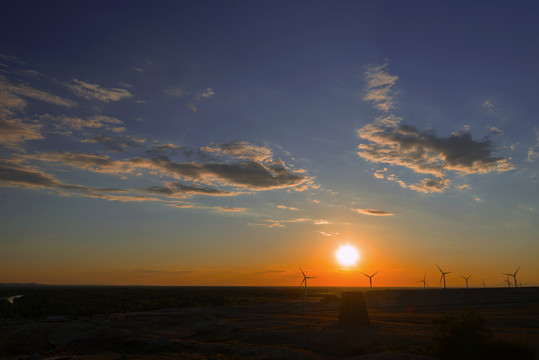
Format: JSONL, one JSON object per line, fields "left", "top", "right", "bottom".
{"left": 1, "top": 287, "right": 539, "bottom": 359}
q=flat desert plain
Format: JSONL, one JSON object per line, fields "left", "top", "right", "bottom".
{"left": 2, "top": 288, "right": 539, "bottom": 359}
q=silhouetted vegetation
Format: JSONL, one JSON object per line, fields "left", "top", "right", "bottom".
{"left": 430, "top": 309, "right": 535, "bottom": 359}
{"left": 0, "top": 286, "right": 300, "bottom": 319}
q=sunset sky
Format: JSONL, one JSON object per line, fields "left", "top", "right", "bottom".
{"left": 1, "top": 1, "right": 538, "bottom": 287}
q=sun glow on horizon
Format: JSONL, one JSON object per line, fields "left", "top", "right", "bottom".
{"left": 336, "top": 245, "right": 360, "bottom": 267}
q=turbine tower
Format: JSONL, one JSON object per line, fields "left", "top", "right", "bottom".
{"left": 436, "top": 264, "right": 451, "bottom": 289}
{"left": 461, "top": 275, "right": 471, "bottom": 289}
{"left": 503, "top": 267, "right": 520, "bottom": 288}
{"left": 418, "top": 274, "right": 427, "bottom": 288}
{"left": 361, "top": 271, "right": 379, "bottom": 288}
{"left": 299, "top": 267, "right": 315, "bottom": 300}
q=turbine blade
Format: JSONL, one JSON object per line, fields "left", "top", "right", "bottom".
{"left": 440, "top": 274, "right": 443, "bottom": 284}
{"left": 361, "top": 272, "right": 369, "bottom": 277}
{"left": 372, "top": 271, "right": 379, "bottom": 277}
{"left": 435, "top": 264, "right": 443, "bottom": 273}
{"left": 300, "top": 278, "right": 305, "bottom": 286}
{"left": 514, "top": 266, "right": 520, "bottom": 275}
{"left": 299, "top": 267, "right": 305, "bottom": 277}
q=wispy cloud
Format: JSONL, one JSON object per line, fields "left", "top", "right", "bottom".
{"left": 82, "top": 135, "right": 146, "bottom": 152}
{"left": 355, "top": 208, "right": 394, "bottom": 216}
{"left": 252, "top": 218, "right": 331, "bottom": 228}
{"left": 196, "top": 88, "right": 215, "bottom": 99}
{"left": 41, "top": 114, "right": 126, "bottom": 135}
{"left": 317, "top": 231, "right": 338, "bottom": 237}
{"left": 363, "top": 63, "right": 398, "bottom": 112}
{"left": 0, "top": 75, "right": 76, "bottom": 115}
{"left": 277, "top": 205, "right": 299, "bottom": 211}
{"left": 67, "top": 79, "right": 132, "bottom": 102}
{"left": 0, "top": 118, "right": 43, "bottom": 150}
{"left": 527, "top": 127, "right": 539, "bottom": 162}
{"left": 456, "top": 184, "right": 472, "bottom": 190}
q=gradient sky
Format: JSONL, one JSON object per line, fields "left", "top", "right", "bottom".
{"left": 1, "top": 1, "right": 538, "bottom": 287}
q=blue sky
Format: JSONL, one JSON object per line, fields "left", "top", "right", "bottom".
{"left": 1, "top": 1, "right": 537, "bottom": 286}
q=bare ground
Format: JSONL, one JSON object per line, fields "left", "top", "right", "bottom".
{"left": 2, "top": 288, "right": 539, "bottom": 360}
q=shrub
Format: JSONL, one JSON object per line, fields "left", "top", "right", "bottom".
{"left": 430, "top": 309, "right": 535, "bottom": 360}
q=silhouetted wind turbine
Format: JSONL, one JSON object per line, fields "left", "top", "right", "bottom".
{"left": 436, "top": 264, "right": 451, "bottom": 289}
{"left": 504, "top": 277, "right": 512, "bottom": 287}
{"left": 418, "top": 274, "right": 427, "bottom": 288}
{"left": 361, "top": 271, "right": 379, "bottom": 288}
{"left": 299, "top": 267, "right": 315, "bottom": 300}
{"left": 461, "top": 275, "right": 471, "bottom": 289}
{"left": 482, "top": 280, "right": 486, "bottom": 288}
{"left": 503, "top": 267, "right": 520, "bottom": 288}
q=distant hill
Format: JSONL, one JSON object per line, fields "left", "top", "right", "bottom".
{"left": 0, "top": 283, "right": 44, "bottom": 286}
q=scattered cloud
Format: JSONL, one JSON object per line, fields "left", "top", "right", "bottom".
{"left": 82, "top": 135, "right": 146, "bottom": 152}
{"left": 317, "top": 231, "right": 338, "bottom": 237}
{"left": 456, "top": 184, "right": 472, "bottom": 190}
{"left": 201, "top": 141, "right": 273, "bottom": 162}
{"left": 363, "top": 63, "right": 398, "bottom": 112}
{"left": 358, "top": 63, "right": 514, "bottom": 194}
{"left": 277, "top": 205, "right": 299, "bottom": 211}
{"left": 483, "top": 100, "right": 494, "bottom": 111}
{"left": 314, "top": 219, "right": 331, "bottom": 225}
{"left": 518, "top": 205, "right": 535, "bottom": 211}
{"left": 215, "top": 206, "right": 246, "bottom": 212}
{"left": 67, "top": 79, "right": 132, "bottom": 102}
{"left": 196, "top": 88, "right": 215, "bottom": 99}
{"left": 373, "top": 168, "right": 387, "bottom": 179}
{"left": 355, "top": 208, "right": 393, "bottom": 216}
{"left": 474, "top": 197, "right": 484, "bottom": 203}
{"left": 527, "top": 128, "right": 539, "bottom": 162}
{"left": 41, "top": 114, "right": 125, "bottom": 135}
{"left": 163, "top": 86, "right": 187, "bottom": 98}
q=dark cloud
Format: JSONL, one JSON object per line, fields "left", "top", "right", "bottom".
{"left": 151, "top": 156, "right": 308, "bottom": 190}
{"left": 142, "top": 182, "right": 232, "bottom": 197}
{"left": 358, "top": 120, "right": 514, "bottom": 177}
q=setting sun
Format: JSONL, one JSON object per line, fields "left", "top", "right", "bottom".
{"left": 336, "top": 245, "right": 360, "bottom": 267}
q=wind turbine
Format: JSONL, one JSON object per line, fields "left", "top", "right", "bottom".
{"left": 482, "top": 280, "right": 486, "bottom": 288}
{"left": 418, "top": 274, "right": 428, "bottom": 288}
{"left": 436, "top": 264, "right": 451, "bottom": 289}
{"left": 299, "top": 267, "right": 315, "bottom": 300}
{"left": 504, "top": 277, "right": 512, "bottom": 287}
{"left": 361, "top": 271, "right": 379, "bottom": 288}
{"left": 503, "top": 267, "right": 520, "bottom": 288}
{"left": 461, "top": 275, "right": 471, "bottom": 289}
